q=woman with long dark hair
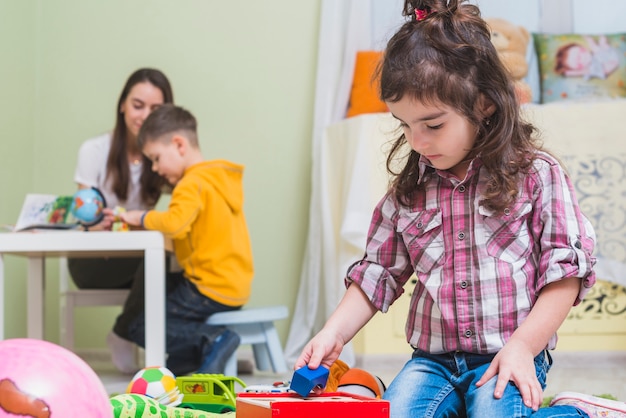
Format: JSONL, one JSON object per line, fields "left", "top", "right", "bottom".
{"left": 69, "top": 68, "right": 173, "bottom": 374}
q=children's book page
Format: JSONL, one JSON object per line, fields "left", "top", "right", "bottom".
{"left": 13, "top": 194, "right": 79, "bottom": 231}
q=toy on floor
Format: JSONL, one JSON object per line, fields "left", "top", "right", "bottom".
{"left": 236, "top": 392, "right": 390, "bottom": 418}
{"left": 337, "top": 368, "right": 386, "bottom": 398}
{"left": 71, "top": 187, "right": 106, "bottom": 226}
{"left": 127, "top": 366, "right": 182, "bottom": 407}
{"left": 243, "top": 381, "right": 293, "bottom": 393}
{"left": 0, "top": 338, "right": 113, "bottom": 417}
{"left": 175, "top": 374, "right": 245, "bottom": 413}
{"left": 324, "top": 359, "right": 386, "bottom": 398}
{"left": 289, "top": 365, "right": 330, "bottom": 396}
{"left": 110, "top": 394, "right": 234, "bottom": 418}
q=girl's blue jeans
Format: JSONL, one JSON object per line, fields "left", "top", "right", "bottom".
{"left": 383, "top": 349, "right": 588, "bottom": 418}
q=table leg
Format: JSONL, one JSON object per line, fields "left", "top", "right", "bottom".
{"left": 144, "top": 248, "right": 166, "bottom": 367}
{"left": 27, "top": 256, "right": 44, "bottom": 339}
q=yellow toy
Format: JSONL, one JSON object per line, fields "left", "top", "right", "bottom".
{"left": 485, "top": 17, "right": 533, "bottom": 104}
{"left": 112, "top": 206, "right": 130, "bottom": 232}
{"left": 110, "top": 393, "right": 234, "bottom": 418}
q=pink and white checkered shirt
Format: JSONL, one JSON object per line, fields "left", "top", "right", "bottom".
{"left": 346, "top": 152, "right": 596, "bottom": 354}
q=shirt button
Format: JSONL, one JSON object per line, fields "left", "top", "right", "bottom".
{"left": 575, "top": 240, "right": 582, "bottom": 249}
{"left": 464, "top": 329, "right": 473, "bottom": 338}
{"left": 504, "top": 208, "right": 511, "bottom": 216}
{"left": 458, "top": 185, "right": 466, "bottom": 192}
{"left": 457, "top": 232, "right": 465, "bottom": 240}
{"left": 460, "top": 280, "right": 468, "bottom": 289}
{"left": 417, "top": 221, "right": 423, "bottom": 228}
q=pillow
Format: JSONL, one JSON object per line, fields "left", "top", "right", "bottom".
{"left": 533, "top": 33, "right": 626, "bottom": 103}
{"left": 346, "top": 51, "right": 388, "bottom": 118}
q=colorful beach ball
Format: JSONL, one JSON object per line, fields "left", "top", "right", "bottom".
{"left": 0, "top": 338, "right": 113, "bottom": 417}
{"left": 71, "top": 187, "right": 106, "bottom": 226}
{"left": 126, "top": 366, "right": 182, "bottom": 406}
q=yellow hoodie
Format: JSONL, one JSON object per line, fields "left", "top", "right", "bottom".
{"left": 143, "top": 160, "right": 254, "bottom": 306}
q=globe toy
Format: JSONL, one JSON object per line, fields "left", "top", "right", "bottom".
{"left": 0, "top": 338, "right": 113, "bottom": 418}
{"left": 127, "top": 366, "right": 183, "bottom": 407}
{"left": 71, "top": 187, "right": 107, "bottom": 226}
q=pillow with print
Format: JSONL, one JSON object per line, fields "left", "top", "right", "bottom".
{"left": 533, "top": 32, "right": 626, "bottom": 103}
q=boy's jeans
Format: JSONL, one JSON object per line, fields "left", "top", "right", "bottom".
{"left": 383, "top": 349, "right": 588, "bottom": 418}
{"left": 127, "top": 271, "right": 239, "bottom": 375}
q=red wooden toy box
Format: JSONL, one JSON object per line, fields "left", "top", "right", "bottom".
{"left": 236, "top": 392, "right": 390, "bottom": 418}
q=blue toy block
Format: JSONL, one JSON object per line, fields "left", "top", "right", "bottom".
{"left": 289, "top": 365, "right": 330, "bottom": 397}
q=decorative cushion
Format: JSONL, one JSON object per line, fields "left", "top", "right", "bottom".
{"left": 533, "top": 33, "right": 626, "bottom": 103}
{"left": 346, "top": 51, "right": 388, "bottom": 118}
{"left": 561, "top": 153, "right": 626, "bottom": 266}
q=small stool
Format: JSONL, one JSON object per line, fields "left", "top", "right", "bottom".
{"left": 206, "top": 305, "right": 289, "bottom": 377}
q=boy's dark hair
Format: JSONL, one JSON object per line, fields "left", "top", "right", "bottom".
{"left": 138, "top": 104, "right": 198, "bottom": 148}
{"left": 379, "top": 0, "right": 541, "bottom": 214}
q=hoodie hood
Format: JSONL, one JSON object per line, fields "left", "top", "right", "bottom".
{"left": 187, "top": 160, "right": 245, "bottom": 214}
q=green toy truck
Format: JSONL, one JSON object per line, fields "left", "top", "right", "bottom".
{"left": 176, "top": 373, "right": 246, "bottom": 413}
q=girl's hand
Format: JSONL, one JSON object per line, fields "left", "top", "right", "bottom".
{"left": 475, "top": 339, "right": 543, "bottom": 411}
{"left": 294, "top": 328, "right": 346, "bottom": 393}
{"left": 295, "top": 328, "right": 345, "bottom": 370}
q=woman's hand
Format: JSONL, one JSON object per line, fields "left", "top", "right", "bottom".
{"left": 475, "top": 339, "right": 543, "bottom": 411}
{"left": 81, "top": 208, "right": 114, "bottom": 231}
{"left": 100, "top": 208, "right": 116, "bottom": 229}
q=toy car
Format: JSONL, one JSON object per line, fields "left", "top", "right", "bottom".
{"left": 176, "top": 373, "right": 246, "bottom": 413}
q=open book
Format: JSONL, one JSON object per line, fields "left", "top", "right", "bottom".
{"left": 13, "top": 194, "right": 80, "bottom": 231}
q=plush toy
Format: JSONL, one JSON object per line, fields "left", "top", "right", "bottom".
{"left": 485, "top": 17, "right": 533, "bottom": 104}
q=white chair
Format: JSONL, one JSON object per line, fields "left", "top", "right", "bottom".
{"left": 58, "top": 257, "right": 130, "bottom": 351}
{"left": 206, "top": 305, "right": 289, "bottom": 377}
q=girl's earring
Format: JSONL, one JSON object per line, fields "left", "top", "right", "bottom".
{"left": 485, "top": 119, "right": 491, "bottom": 126}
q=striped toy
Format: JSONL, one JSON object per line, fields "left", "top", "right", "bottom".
{"left": 110, "top": 393, "right": 235, "bottom": 418}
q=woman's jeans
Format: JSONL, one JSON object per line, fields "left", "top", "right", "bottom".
{"left": 383, "top": 349, "right": 588, "bottom": 418}
{"left": 68, "top": 256, "right": 144, "bottom": 339}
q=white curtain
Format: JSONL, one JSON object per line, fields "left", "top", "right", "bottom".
{"left": 283, "top": 0, "right": 369, "bottom": 367}
{"left": 284, "top": 0, "right": 405, "bottom": 366}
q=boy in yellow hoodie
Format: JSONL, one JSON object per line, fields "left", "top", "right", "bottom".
{"left": 120, "top": 104, "right": 254, "bottom": 375}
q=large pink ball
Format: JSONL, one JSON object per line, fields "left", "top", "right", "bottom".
{"left": 0, "top": 338, "right": 113, "bottom": 418}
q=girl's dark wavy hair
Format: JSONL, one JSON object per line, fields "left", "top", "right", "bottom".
{"left": 107, "top": 68, "right": 173, "bottom": 206}
{"left": 377, "top": 0, "right": 541, "bottom": 213}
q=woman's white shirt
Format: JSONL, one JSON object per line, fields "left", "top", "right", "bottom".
{"left": 74, "top": 132, "right": 149, "bottom": 211}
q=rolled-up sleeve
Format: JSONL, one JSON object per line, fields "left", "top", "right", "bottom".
{"left": 345, "top": 193, "right": 415, "bottom": 312}
{"left": 535, "top": 157, "right": 596, "bottom": 305}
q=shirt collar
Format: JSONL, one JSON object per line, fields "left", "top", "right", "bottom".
{"left": 417, "top": 154, "right": 483, "bottom": 184}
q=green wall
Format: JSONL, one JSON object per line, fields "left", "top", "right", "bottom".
{"left": 0, "top": 1, "right": 320, "bottom": 349}
{"left": 0, "top": 0, "right": 37, "bottom": 338}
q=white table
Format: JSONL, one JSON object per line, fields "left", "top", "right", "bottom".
{"left": 0, "top": 230, "right": 166, "bottom": 367}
